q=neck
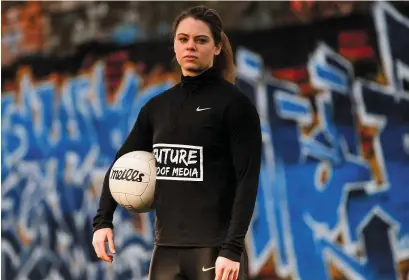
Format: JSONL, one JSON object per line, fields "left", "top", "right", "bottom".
{"left": 181, "top": 66, "right": 213, "bottom": 77}
{"left": 180, "top": 66, "right": 220, "bottom": 89}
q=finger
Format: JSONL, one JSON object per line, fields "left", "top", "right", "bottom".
{"left": 215, "top": 266, "right": 224, "bottom": 280}
{"left": 93, "top": 242, "right": 104, "bottom": 260}
{"left": 98, "top": 241, "right": 112, "bottom": 262}
{"left": 107, "top": 232, "right": 116, "bottom": 254}
{"left": 221, "top": 268, "right": 231, "bottom": 280}
{"left": 230, "top": 269, "right": 239, "bottom": 280}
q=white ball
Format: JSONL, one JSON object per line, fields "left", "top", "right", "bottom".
{"left": 109, "top": 151, "right": 156, "bottom": 213}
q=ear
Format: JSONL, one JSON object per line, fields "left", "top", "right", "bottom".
{"left": 214, "top": 43, "right": 222, "bottom": 56}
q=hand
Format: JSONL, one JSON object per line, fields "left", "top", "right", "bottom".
{"left": 92, "top": 228, "right": 116, "bottom": 263}
{"left": 214, "top": 256, "right": 240, "bottom": 280}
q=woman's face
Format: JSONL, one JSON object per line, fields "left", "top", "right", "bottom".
{"left": 174, "top": 17, "right": 221, "bottom": 76}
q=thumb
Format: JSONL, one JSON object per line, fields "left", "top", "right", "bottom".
{"left": 214, "top": 260, "right": 222, "bottom": 280}
{"left": 214, "top": 266, "right": 223, "bottom": 280}
{"left": 107, "top": 231, "right": 116, "bottom": 254}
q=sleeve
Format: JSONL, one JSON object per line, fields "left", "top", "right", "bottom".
{"left": 218, "top": 94, "right": 262, "bottom": 262}
{"left": 92, "top": 103, "right": 153, "bottom": 232}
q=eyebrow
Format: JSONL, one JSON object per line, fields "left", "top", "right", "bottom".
{"left": 177, "top": 33, "right": 210, "bottom": 38}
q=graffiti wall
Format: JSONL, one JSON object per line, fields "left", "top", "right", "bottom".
{"left": 242, "top": 2, "right": 409, "bottom": 280}
{"left": 2, "top": 2, "right": 408, "bottom": 280}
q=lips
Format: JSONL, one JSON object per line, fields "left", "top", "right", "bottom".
{"left": 184, "top": 55, "right": 198, "bottom": 60}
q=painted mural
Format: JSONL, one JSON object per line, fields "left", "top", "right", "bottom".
{"left": 2, "top": 2, "right": 408, "bottom": 280}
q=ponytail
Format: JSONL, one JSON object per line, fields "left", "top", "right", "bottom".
{"left": 219, "top": 32, "right": 236, "bottom": 84}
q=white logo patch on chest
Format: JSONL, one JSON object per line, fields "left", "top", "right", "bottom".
{"left": 153, "top": 143, "right": 203, "bottom": 181}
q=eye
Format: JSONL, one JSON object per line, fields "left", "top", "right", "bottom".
{"left": 197, "top": 38, "right": 208, "bottom": 44}
{"left": 179, "top": 37, "right": 188, "bottom": 42}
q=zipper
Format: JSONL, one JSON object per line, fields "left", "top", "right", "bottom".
{"left": 173, "top": 87, "right": 191, "bottom": 129}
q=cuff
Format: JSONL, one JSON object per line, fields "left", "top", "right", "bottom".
{"left": 93, "top": 222, "right": 113, "bottom": 233}
{"left": 218, "top": 248, "right": 242, "bottom": 263}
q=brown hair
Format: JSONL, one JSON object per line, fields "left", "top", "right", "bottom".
{"left": 172, "top": 5, "right": 236, "bottom": 84}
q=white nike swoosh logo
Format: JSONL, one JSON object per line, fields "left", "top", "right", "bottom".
{"left": 202, "top": 266, "right": 215, "bottom": 272}
{"left": 196, "top": 107, "right": 211, "bottom": 111}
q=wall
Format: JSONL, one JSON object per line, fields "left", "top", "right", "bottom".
{"left": 1, "top": 2, "right": 408, "bottom": 280}
{"left": 1, "top": 1, "right": 371, "bottom": 65}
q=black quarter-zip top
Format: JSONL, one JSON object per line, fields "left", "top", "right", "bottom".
{"left": 93, "top": 67, "right": 262, "bottom": 262}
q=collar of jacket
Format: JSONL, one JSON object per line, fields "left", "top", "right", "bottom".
{"left": 180, "top": 67, "right": 221, "bottom": 91}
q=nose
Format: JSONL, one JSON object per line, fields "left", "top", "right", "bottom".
{"left": 185, "top": 39, "right": 196, "bottom": 51}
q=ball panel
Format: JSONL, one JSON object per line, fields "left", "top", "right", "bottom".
{"left": 141, "top": 190, "right": 154, "bottom": 209}
{"left": 124, "top": 194, "right": 144, "bottom": 210}
{"left": 111, "top": 192, "right": 121, "bottom": 205}
{"left": 132, "top": 151, "right": 155, "bottom": 161}
{"left": 121, "top": 151, "right": 153, "bottom": 159}
{"left": 149, "top": 159, "right": 156, "bottom": 182}
{"left": 109, "top": 181, "right": 148, "bottom": 196}
{"left": 139, "top": 196, "right": 153, "bottom": 212}
{"left": 140, "top": 159, "right": 156, "bottom": 209}
{"left": 113, "top": 158, "right": 151, "bottom": 176}
{"left": 110, "top": 193, "right": 137, "bottom": 212}
{"left": 118, "top": 192, "right": 127, "bottom": 206}
{"left": 126, "top": 194, "right": 151, "bottom": 213}
{"left": 110, "top": 166, "right": 151, "bottom": 184}
{"left": 118, "top": 152, "right": 135, "bottom": 159}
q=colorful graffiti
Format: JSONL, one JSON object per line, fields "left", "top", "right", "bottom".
{"left": 242, "top": 2, "right": 409, "bottom": 280}
{"left": 1, "top": 59, "right": 176, "bottom": 279}
{"left": 1, "top": 2, "right": 408, "bottom": 280}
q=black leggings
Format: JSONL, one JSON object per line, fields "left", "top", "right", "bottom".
{"left": 148, "top": 246, "right": 249, "bottom": 280}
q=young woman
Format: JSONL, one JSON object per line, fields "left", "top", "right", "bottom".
{"left": 92, "top": 6, "right": 262, "bottom": 280}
